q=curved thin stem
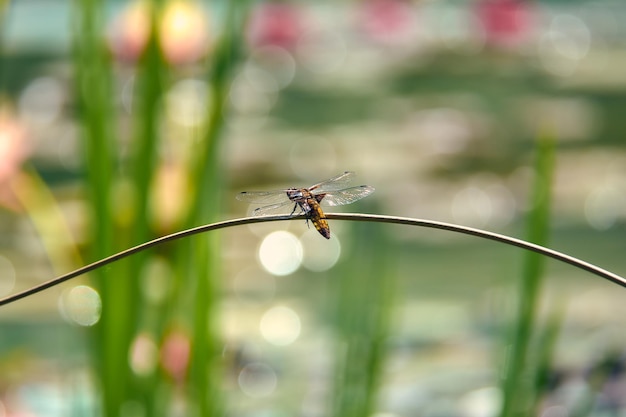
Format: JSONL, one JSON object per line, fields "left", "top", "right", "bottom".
{"left": 1, "top": 213, "right": 624, "bottom": 307}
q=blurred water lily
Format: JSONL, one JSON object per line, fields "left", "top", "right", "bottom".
{"left": 357, "top": 0, "right": 415, "bottom": 44}
{"left": 161, "top": 329, "right": 191, "bottom": 384}
{"left": 108, "top": 0, "right": 211, "bottom": 64}
{"left": 160, "top": 0, "right": 211, "bottom": 64}
{"left": 475, "top": 0, "right": 535, "bottom": 49}
{"left": 246, "top": 2, "right": 305, "bottom": 50}
{"left": 0, "top": 101, "right": 31, "bottom": 211}
{"left": 107, "top": 0, "right": 150, "bottom": 62}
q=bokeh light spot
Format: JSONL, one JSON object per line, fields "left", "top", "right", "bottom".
{"left": 297, "top": 28, "right": 346, "bottom": 74}
{"left": 458, "top": 386, "right": 501, "bottom": 417}
{"left": 413, "top": 108, "right": 472, "bottom": 156}
{"left": 238, "top": 362, "right": 278, "bottom": 398}
{"left": 539, "top": 14, "right": 591, "bottom": 77}
{"left": 18, "top": 76, "right": 65, "bottom": 126}
{"left": 584, "top": 186, "right": 625, "bottom": 231}
{"left": 129, "top": 333, "right": 158, "bottom": 377}
{"left": 250, "top": 46, "right": 296, "bottom": 89}
{"left": 300, "top": 229, "right": 341, "bottom": 272}
{"left": 243, "top": 62, "right": 280, "bottom": 95}
{"left": 140, "top": 256, "right": 172, "bottom": 304}
{"left": 166, "top": 79, "right": 209, "bottom": 128}
{"left": 549, "top": 14, "right": 591, "bottom": 61}
{"left": 451, "top": 186, "right": 492, "bottom": 227}
{"left": 159, "top": 0, "right": 210, "bottom": 65}
{"left": 229, "top": 71, "right": 275, "bottom": 129}
{"left": 258, "top": 231, "right": 303, "bottom": 276}
{"left": 260, "top": 305, "right": 301, "bottom": 346}
{"left": 58, "top": 285, "right": 102, "bottom": 326}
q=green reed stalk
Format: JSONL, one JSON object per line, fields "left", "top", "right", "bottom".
{"left": 499, "top": 134, "right": 555, "bottom": 417}
{"left": 72, "top": 0, "right": 119, "bottom": 415}
{"left": 73, "top": 0, "right": 170, "bottom": 414}
{"left": 530, "top": 306, "right": 563, "bottom": 416}
{"left": 180, "top": 2, "right": 248, "bottom": 416}
{"left": 331, "top": 218, "right": 395, "bottom": 417}
{"left": 128, "top": 3, "right": 170, "bottom": 416}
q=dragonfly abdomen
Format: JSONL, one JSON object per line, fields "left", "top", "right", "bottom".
{"left": 307, "top": 199, "right": 330, "bottom": 239}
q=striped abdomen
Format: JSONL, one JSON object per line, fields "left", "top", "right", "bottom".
{"left": 307, "top": 198, "right": 330, "bottom": 239}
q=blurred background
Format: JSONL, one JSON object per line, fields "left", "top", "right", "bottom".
{"left": 1, "top": 0, "right": 626, "bottom": 416}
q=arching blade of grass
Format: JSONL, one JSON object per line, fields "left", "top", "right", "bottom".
{"left": 499, "top": 134, "right": 556, "bottom": 417}
{"left": 4, "top": 210, "right": 626, "bottom": 309}
{"left": 4, "top": 212, "right": 626, "bottom": 307}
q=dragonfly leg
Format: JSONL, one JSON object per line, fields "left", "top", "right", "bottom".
{"left": 291, "top": 202, "right": 309, "bottom": 216}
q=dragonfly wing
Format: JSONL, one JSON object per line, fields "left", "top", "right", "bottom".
{"left": 320, "top": 185, "right": 375, "bottom": 207}
{"left": 236, "top": 190, "right": 290, "bottom": 204}
{"left": 309, "top": 171, "right": 356, "bottom": 193}
{"left": 250, "top": 200, "right": 296, "bottom": 216}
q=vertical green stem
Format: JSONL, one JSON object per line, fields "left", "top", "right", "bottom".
{"left": 131, "top": 1, "right": 165, "bottom": 244}
{"left": 72, "top": 0, "right": 118, "bottom": 415}
{"left": 332, "top": 219, "right": 394, "bottom": 417}
{"left": 127, "top": 3, "right": 168, "bottom": 416}
{"left": 500, "top": 135, "right": 555, "bottom": 417}
{"left": 181, "top": 1, "right": 249, "bottom": 416}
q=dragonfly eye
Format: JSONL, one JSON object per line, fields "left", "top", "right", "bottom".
{"left": 286, "top": 189, "right": 303, "bottom": 199}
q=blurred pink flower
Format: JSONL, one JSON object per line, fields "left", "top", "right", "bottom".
{"left": 0, "top": 103, "right": 30, "bottom": 211}
{"left": 160, "top": 0, "right": 211, "bottom": 64}
{"left": 108, "top": 0, "right": 210, "bottom": 65}
{"left": 247, "top": 2, "right": 305, "bottom": 50}
{"left": 161, "top": 329, "right": 191, "bottom": 383}
{"left": 357, "top": 0, "right": 415, "bottom": 44}
{"left": 475, "top": 0, "right": 535, "bottom": 49}
{"left": 107, "top": 0, "right": 150, "bottom": 62}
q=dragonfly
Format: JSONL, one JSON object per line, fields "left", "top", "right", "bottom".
{"left": 236, "top": 171, "right": 375, "bottom": 239}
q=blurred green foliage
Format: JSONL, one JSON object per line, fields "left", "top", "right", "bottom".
{"left": 2, "top": 1, "right": 626, "bottom": 417}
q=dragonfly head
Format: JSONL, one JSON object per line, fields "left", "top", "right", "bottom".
{"left": 286, "top": 188, "right": 303, "bottom": 200}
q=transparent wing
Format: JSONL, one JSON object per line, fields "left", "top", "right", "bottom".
{"left": 309, "top": 171, "right": 356, "bottom": 193}
{"left": 319, "top": 185, "right": 375, "bottom": 207}
{"left": 237, "top": 171, "right": 369, "bottom": 213}
{"left": 236, "top": 190, "right": 290, "bottom": 205}
{"left": 250, "top": 200, "right": 298, "bottom": 216}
